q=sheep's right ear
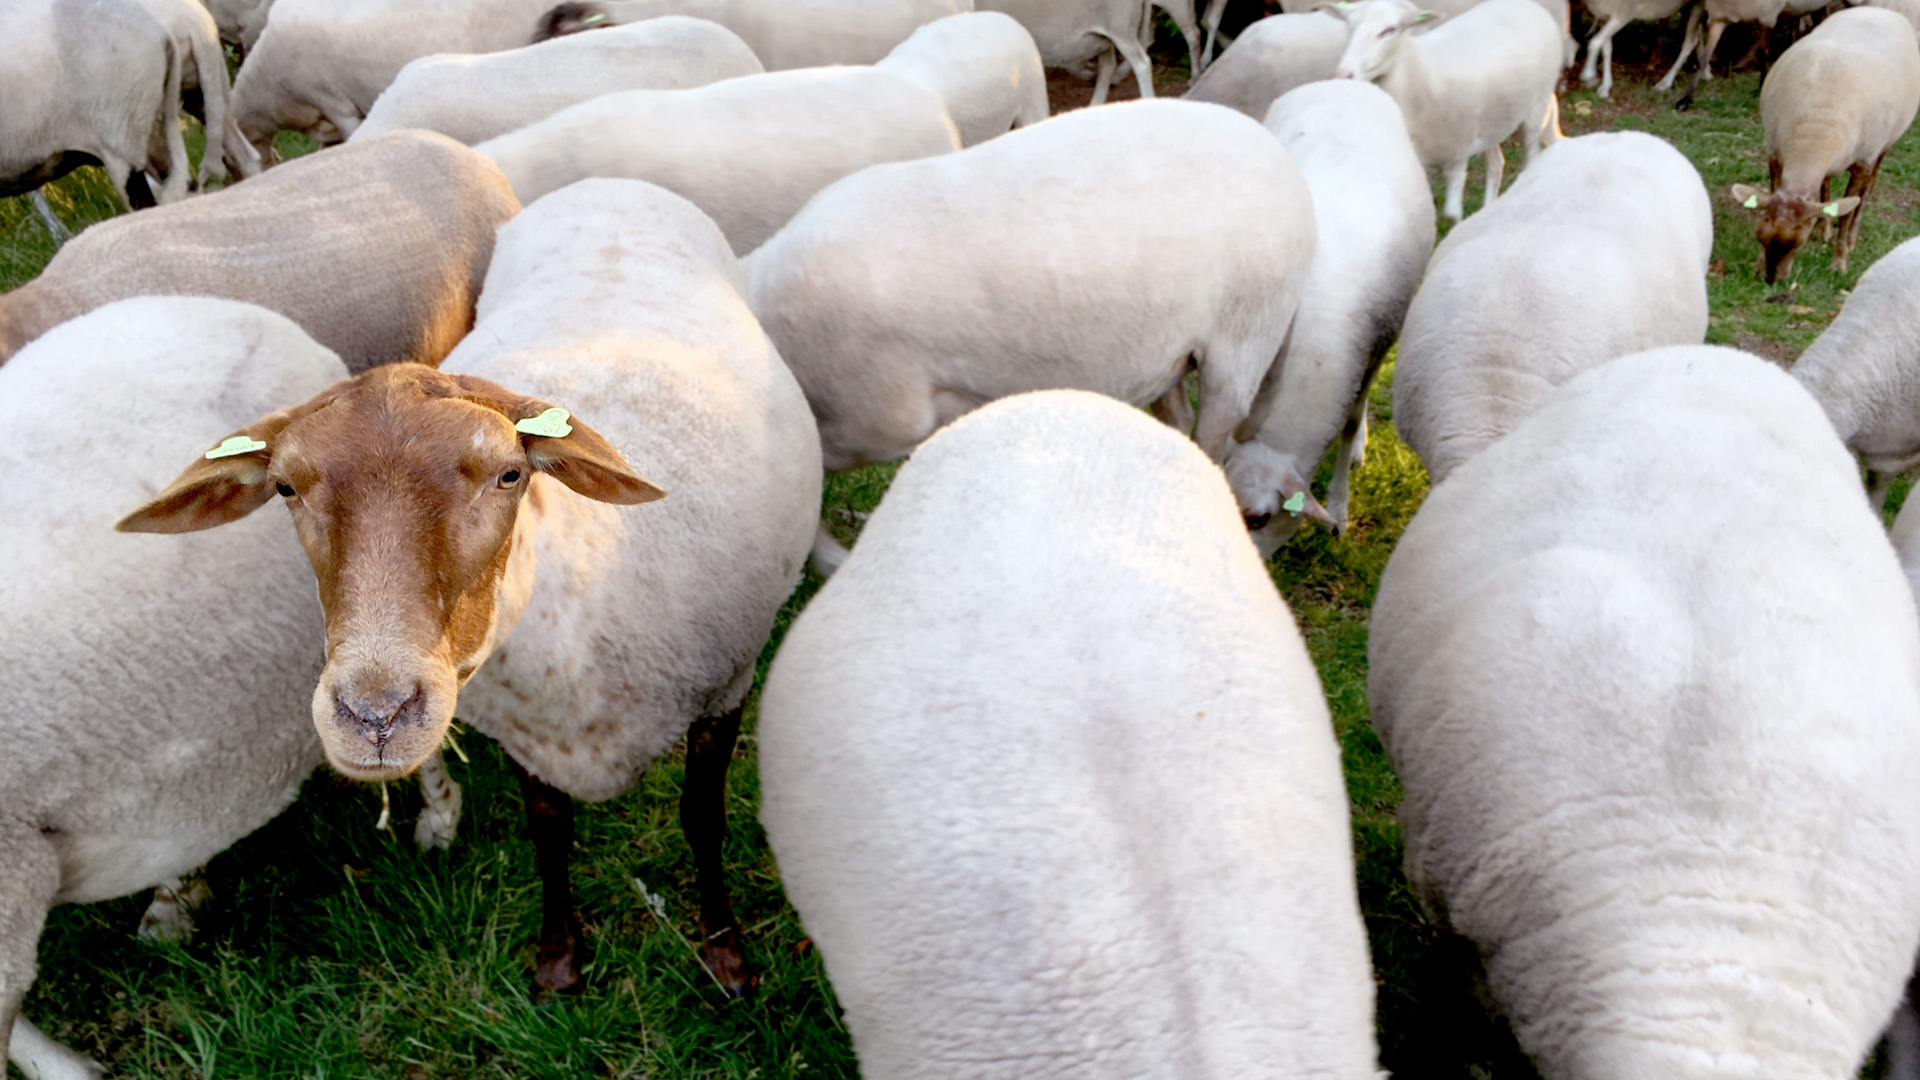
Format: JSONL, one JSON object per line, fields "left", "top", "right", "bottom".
{"left": 1730, "top": 183, "right": 1767, "bottom": 210}
{"left": 1410, "top": 8, "right": 1441, "bottom": 22}
{"left": 115, "top": 407, "right": 308, "bottom": 534}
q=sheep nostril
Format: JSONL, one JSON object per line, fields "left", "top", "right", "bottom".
{"left": 1244, "top": 511, "right": 1274, "bottom": 531}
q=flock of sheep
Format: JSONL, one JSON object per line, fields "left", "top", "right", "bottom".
{"left": 10, "top": 0, "right": 1920, "bottom": 1075}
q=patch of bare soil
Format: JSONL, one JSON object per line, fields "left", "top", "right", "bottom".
{"left": 1735, "top": 332, "right": 1798, "bottom": 368}
{"left": 1045, "top": 62, "right": 1192, "bottom": 115}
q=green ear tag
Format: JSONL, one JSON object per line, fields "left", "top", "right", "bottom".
{"left": 515, "top": 407, "right": 572, "bottom": 438}
{"left": 204, "top": 434, "right": 267, "bottom": 459}
{"left": 1283, "top": 491, "right": 1307, "bottom": 515}
{"left": 1823, "top": 203, "right": 1841, "bottom": 218}
{"left": 583, "top": 11, "right": 607, "bottom": 22}
{"left": 1742, "top": 195, "right": 1759, "bottom": 209}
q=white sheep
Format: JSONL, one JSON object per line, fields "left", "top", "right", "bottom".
{"left": 137, "top": 0, "right": 260, "bottom": 187}
{"left": 876, "top": 12, "right": 1049, "bottom": 145}
{"left": 758, "top": 388, "right": 1379, "bottom": 1080}
{"left": 1225, "top": 80, "right": 1435, "bottom": 553}
{"left": 352, "top": 17, "right": 765, "bottom": 145}
{"left": 0, "top": 130, "right": 521, "bottom": 370}
{"left": 475, "top": 67, "right": 960, "bottom": 255}
{"left": 1182, "top": 11, "right": 1348, "bottom": 118}
{"left": 196, "top": 0, "right": 274, "bottom": 54}
{"left": 1578, "top": 0, "right": 1691, "bottom": 99}
{"left": 2, "top": 0, "right": 192, "bottom": 208}
{"left": 1332, "top": 0, "right": 1564, "bottom": 222}
{"left": 1369, "top": 344, "right": 1920, "bottom": 1078}
{"left": 1291, "top": 0, "right": 1576, "bottom": 63}
{"left": 231, "top": 0, "right": 569, "bottom": 157}
{"left": 1791, "top": 235, "right": 1920, "bottom": 507}
{"left": 1392, "top": 131, "right": 1711, "bottom": 483}
{"left": 1729, "top": 6, "right": 1920, "bottom": 282}
{"left": 118, "top": 177, "right": 822, "bottom": 1000}
{"left": 975, "top": 0, "right": 1157, "bottom": 104}
{"left": 532, "top": 0, "right": 971, "bottom": 67}
{"left": 1654, "top": 0, "right": 1788, "bottom": 107}
{"left": 1858, "top": 0, "right": 1920, "bottom": 31}
{"left": 1, "top": 296, "right": 341, "bottom": 1080}
{"left": 742, "top": 98, "right": 1315, "bottom": 570}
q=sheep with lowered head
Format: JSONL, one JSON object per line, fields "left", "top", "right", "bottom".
{"left": 1332, "top": 0, "right": 1564, "bottom": 221}
{"left": 876, "top": 12, "right": 1048, "bottom": 146}
{"left": 1392, "top": 131, "right": 1711, "bottom": 484}
{"left": 1370, "top": 344, "right": 1920, "bottom": 1077}
{"left": 117, "top": 178, "right": 821, "bottom": 1000}
{"left": 0, "top": 130, "right": 520, "bottom": 370}
{"left": 742, "top": 98, "right": 1316, "bottom": 572}
{"left": 1729, "top": 5, "right": 1920, "bottom": 282}
{"left": 1, "top": 296, "right": 341, "bottom": 1080}
{"left": 475, "top": 66, "right": 961, "bottom": 254}
{"left": 758, "top": 389, "right": 1380, "bottom": 1080}
{"left": 352, "top": 16, "right": 764, "bottom": 145}
{"left": 1791, "top": 235, "right": 1920, "bottom": 507}
{"left": 1182, "top": 11, "right": 1347, "bottom": 119}
{"left": 1226, "top": 79, "right": 1435, "bottom": 552}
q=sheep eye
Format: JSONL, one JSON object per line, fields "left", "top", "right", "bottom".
{"left": 276, "top": 482, "right": 296, "bottom": 499}
{"left": 1380, "top": 25, "right": 1396, "bottom": 36}
{"left": 499, "top": 469, "right": 522, "bottom": 488}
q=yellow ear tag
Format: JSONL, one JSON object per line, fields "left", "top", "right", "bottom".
{"left": 1742, "top": 196, "right": 1759, "bottom": 209}
{"left": 205, "top": 434, "right": 267, "bottom": 459}
{"left": 515, "top": 407, "right": 572, "bottom": 438}
{"left": 1823, "top": 203, "right": 1841, "bottom": 218}
{"left": 1283, "top": 492, "right": 1307, "bottom": 515}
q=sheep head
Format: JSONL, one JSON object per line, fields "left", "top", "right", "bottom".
{"left": 116, "top": 363, "right": 664, "bottom": 782}
{"left": 532, "top": 2, "right": 614, "bottom": 43}
{"left": 1332, "top": 0, "right": 1435, "bottom": 81}
{"left": 1731, "top": 183, "right": 1859, "bottom": 284}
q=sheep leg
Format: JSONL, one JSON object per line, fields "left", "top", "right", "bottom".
{"left": 1599, "top": 33, "right": 1616, "bottom": 99}
{"left": 1151, "top": 363, "right": 1197, "bottom": 436}
{"left": 136, "top": 868, "right": 211, "bottom": 943}
{"left": 681, "top": 706, "right": 752, "bottom": 998}
{"left": 1195, "top": 333, "right": 1291, "bottom": 461}
{"left": 1201, "top": 0, "right": 1225, "bottom": 68}
{"left": 1837, "top": 155, "right": 1884, "bottom": 273}
{"left": 1326, "top": 358, "right": 1385, "bottom": 535}
{"left": 510, "top": 757, "right": 586, "bottom": 1000}
{"left": 27, "top": 192, "right": 70, "bottom": 245}
{"left": 1103, "top": 28, "right": 1158, "bottom": 100}
{"left": 1441, "top": 161, "right": 1469, "bottom": 222}
{"left": 1654, "top": 5, "right": 1703, "bottom": 91}
{"left": 413, "top": 747, "right": 463, "bottom": 852}
{"left": 1091, "top": 47, "right": 1116, "bottom": 106}
{"left": 1674, "top": 18, "right": 1726, "bottom": 110}
{"left": 1887, "top": 977, "right": 1920, "bottom": 1080}
{"left": 1580, "top": 15, "right": 1627, "bottom": 93}
{"left": 3, "top": 834, "right": 97, "bottom": 1080}
{"left": 1483, "top": 145, "right": 1506, "bottom": 208}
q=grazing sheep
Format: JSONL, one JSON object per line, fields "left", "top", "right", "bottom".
{"left": 0, "top": 130, "right": 520, "bottom": 371}
{"left": 1293, "top": 0, "right": 1576, "bottom": 62}
{"left": 1332, "top": 0, "right": 1564, "bottom": 222}
{"left": 758, "top": 389, "right": 1379, "bottom": 1080}
{"left": 2, "top": 0, "right": 192, "bottom": 209}
{"left": 117, "top": 178, "right": 821, "bottom": 1001}
{"left": 742, "top": 99, "right": 1315, "bottom": 570}
{"left": 231, "top": 0, "right": 568, "bottom": 158}
{"left": 876, "top": 12, "right": 1049, "bottom": 145}
{"left": 533, "top": 0, "right": 971, "bottom": 67}
{"left": 352, "top": 17, "right": 764, "bottom": 145}
{"left": 1791, "top": 235, "right": 1920, "bottom": 507}
{"left": 1369, "top": 344, "right": 1920, "bottom": 1078}
{"left": 1729, "top": 6, "right": 1920, "bottom": 282}
{"left": 1393, "top": 131, "right": 1711, "bottom": 483}
{"left": 1579, "top": 0, "right": 1692, "bottom": 99}
{"left": 975, "top": 0, "right": 1158, "bottom": 104}
{"left": 1183, "top": 11, "right": 1347, "bottom": 118}
{"left": 1225, "top": 80, "right": 1435, "bottom": 553}
{"left": 475, "top": 67, "right": 960, "bottom": 254}
{"left": 1, "top": 297, "right": 341, "bottom": 1080}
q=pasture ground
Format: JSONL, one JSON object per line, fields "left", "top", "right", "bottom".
{"left": 3, "top": 15, "right": 1916, "bottom": 1078}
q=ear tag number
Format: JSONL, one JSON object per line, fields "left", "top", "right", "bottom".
{"left": 1742, "top": 196, "right": 1759, "bottom": 209}
{"left": 1283, "top": 492, "right": 1307, "bottom": 515}
{"left": 205, "top": 434, "right": 267, "bottom": 459}
{"left": 516, "top": 407, "right": 573, "bottom": 438}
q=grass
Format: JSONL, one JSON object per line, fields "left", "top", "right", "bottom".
{"left": 8, "top": 23, "right": 1920, "bottom": 1079}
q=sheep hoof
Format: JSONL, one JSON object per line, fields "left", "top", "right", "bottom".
{"left": 531, "top": 923, "right": 586, "bottom": 1002}
{"left": 700, "top": 930, "right": 757, "bottom": 1000}
{"left": 1673, "top": 95, "right": 1695, "bottom": 112}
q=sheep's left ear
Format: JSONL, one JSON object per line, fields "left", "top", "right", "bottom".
{"left": 1410, "top": 8, "right": 1440, "bottom": 22}
{"left": 1731, "top": 183, "right": 1767, "bottom": 210}
{"left": 115, "top": 389, "right": 342, "bottom": 534}
{"left": 1825, "top": 195, "right": 1862, "bottom": 218}
{"left": 444, "top": 373, "right": 665, "bottom": 506}
{"left": 516, "top": 405, "right": 666, "bottom": 506}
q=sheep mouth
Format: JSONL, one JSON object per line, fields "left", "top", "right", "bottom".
{"left": 316, "top": 686, "right": 450, "bottom": 781}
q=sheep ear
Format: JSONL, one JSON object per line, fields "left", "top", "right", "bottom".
{"left": 116, "top": 407, "right": 308, "bottom": 534}
{"left": 1827, "top": 196, "right": 1862, "bottom": 218}
{"left": 1730, "top": 184, "right": 1766, "bottom": 210}
{"left": 1279, "top": 475, "right": 1337, "bottom": 528}
{"left": 443, "top": 373, "right": 666, "bottom": 507}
